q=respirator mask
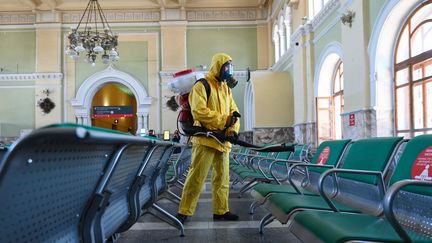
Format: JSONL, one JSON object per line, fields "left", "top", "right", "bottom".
{"left": 219, "top": 60, "right": 238, "bottom": 89}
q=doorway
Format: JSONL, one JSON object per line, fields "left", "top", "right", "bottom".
{"left": 91, "top": 83, "right": 137, "bottom": 134}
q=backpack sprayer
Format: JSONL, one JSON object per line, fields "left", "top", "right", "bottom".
{"left": 166, "top": 69, "right": 295, "bottom": 152}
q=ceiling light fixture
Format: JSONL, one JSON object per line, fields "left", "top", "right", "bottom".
{"left": 65, "top": 0, "right": 119, "bottom": 66}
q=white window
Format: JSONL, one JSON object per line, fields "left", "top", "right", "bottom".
{"left": 394, "top": 2, "right": 432, "bottom": 138}
{"left": 316, "top": 62, "right": 344, "bottom": 144}
{"left": 273, "top": 25, "right": 280, "bottom": 62}
{"left": 309, "top": 0, "right": 331, "bottom": 19}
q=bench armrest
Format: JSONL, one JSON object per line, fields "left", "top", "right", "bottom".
{"left": 383, "top": 180, "right": 432, "bottom": 243}
{"left": 286, "top": 163, "right": 335, "bottom": 194}
{"left": 318, "top": 168, "right": 385, "bottom": 212}
{"left": 267, "top": 159, "right": 307, "bottom": 184}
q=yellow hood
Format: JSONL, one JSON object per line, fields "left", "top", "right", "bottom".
{"left": 206, "top": 52, "right": 232, "bottom": 82}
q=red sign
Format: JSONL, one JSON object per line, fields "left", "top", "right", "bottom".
{"left": 349, "top": 114, "right": 355, "bottom": 126}
{"left": 92, "top": 106, "right": 133, "bottom": 119}
{"left": 411, "top": 146, "right": 432, "bottom": 181}
{"left": 317, "top": 146, "right": 330, "bottom": 165}
{"left": 92, "top": 114, "right": 134, "bottom": 118}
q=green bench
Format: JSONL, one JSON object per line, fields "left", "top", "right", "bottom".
{"left": 290, "top": 134, "right": 432, "bottom": 243}
{"left": 250, "top": 139, "right": 351, "bottom": 214}
{"left": 259, "top": 137, "right": 404, "bottom": 234}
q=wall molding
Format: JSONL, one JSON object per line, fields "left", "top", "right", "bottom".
{"left": 0, "top": 13, "right": 36, "bottom": 25}
{"left": 0, "top": 73, "right": 63, "bottom": 81}
{"left": 310, "top": 0, "right": 341, "bottom": 31}
{"left": 62, "top": 10, "right": 161, "bottom": 23}
{"left": 187, "top": 8, "right": 266, "bottom": 21}
{"left": 340, "top": 107, "right": 375, "bottom": 116}
{"left": 271, "top": 48, "right": 294, "bottom": 71}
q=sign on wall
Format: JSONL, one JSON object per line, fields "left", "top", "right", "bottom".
{"left": 349, "top": 113, "right": 355, "bottom": 126}
{"left": 92, "top": 106, "right": 133, "bottom": 118}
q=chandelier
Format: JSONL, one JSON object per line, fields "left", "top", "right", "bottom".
{"left": 65, "top": 0, "right": 119, "bottom": 65}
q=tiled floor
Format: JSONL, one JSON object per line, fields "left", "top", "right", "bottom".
{"left": 118, "top": 180, "right": 301, "bottom": 243}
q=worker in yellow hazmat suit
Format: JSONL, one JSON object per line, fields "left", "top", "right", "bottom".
{"left": 177, "top": 53, "right": 240, "bottom": 223}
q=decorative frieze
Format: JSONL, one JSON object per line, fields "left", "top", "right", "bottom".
{"left": 0, "top": 14, "right": 36, "bottom": 25}
{"left": 62, "top": 11, "right": 160, "bottom": 23}
{"left": 187, "top": 9, "right": 265, "bottom": 21}
{"left": 0, "top": 73, "right": 63, "bottom": 81}
{"left": 310, "top": 0, "right": 340, "bottom": 31}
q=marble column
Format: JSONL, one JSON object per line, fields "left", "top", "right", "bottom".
{"left": 293, "top": 122, "right": 317, "bottom": 147}
{"left": 342, "top": 109, "right": 376, "bottom": 140}
{"left": 252, "top": 127, "right": 294, "bottom": 145}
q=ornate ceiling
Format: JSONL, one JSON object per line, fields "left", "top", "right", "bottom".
{"left": 0, "top": 0, "right": 269, "bottom": 11}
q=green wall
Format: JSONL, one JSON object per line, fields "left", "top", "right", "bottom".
{"left": 187, "top": 26, "right": 258, "bottom": 131}
{"left": 366, "top": 0, "right": 386, "bottom": 38}
{"left": 0, "top": 30, "right": 36, "bottom": 74}
{"left": 187, "top": 26, "right": 258, "bottom": 70}
{"left": 313, "top": 12, "right": 342, "bottom": 59}
{"left": 0, "top": 88, "right": 35, "bottom": 136}
{"left": 75, "top": 41, "right": 149, "bottom": 92}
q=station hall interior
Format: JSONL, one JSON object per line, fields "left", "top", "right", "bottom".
{"left": 0, "top": 0, "right": 432, "bottom": 242}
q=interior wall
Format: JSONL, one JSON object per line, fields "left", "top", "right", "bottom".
{"left": 186, "top": 26, "right": 258, "bottom": 70}
{"left": 0, "top": 89, "right": 35, "bottom": 136}
{"left": 251, "top": 70, "right": 293, "bottom": 127}
{"left": 74, "top": 41, "right": 150, "bottom": 93}
{"left": 0, "top": 30, "right": 36, "bottom": 73}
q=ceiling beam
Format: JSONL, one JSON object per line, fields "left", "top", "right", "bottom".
{"left": 18, "top": 0, "right": 37, "bottom": 9}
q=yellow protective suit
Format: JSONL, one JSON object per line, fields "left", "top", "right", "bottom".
{"left": 178, "top": 53, "right": 240, "bottom": 216}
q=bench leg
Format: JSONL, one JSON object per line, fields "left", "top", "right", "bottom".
{"left": 167, "top": 190, "right": 182, "bottom": 201}
{"left": 259, "top": 213, "right": 275, "bottom": 234}
{"left": 239, "top": 180, "right": 258, "bottom": 198}
{"left": 249, "top": 201, "right": 259, "bottom": 214}
{"left": 151, "top": 203, "right": 185, "bottom": 237}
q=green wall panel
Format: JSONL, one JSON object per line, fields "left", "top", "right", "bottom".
{"left": 366, "top": 0, "right": 386, "bottom": 37}
{"left": 313, "top": 22, "right": 342, "bottom": 63}
{"left": 0, "top": 31, "right": 36, "bottom": 74}
{"left": 187, "top": 26, "right": 257, "bottom": 131}
{"left": 187, "top": 27, "right": 258, "bottom": 70}
{"left": 75, "top": 41, "right": 149, "bottom": 92}
{"left": 0, "top": 88, "right": 35, "bottom": 136}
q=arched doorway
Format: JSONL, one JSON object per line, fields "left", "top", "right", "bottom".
{"left": 91, "top": 83, "right": 137, "bottom": 134}
{"left": 71, "top": 65, "right": 152, "bottom": 134}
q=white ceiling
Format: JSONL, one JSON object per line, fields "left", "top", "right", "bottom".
{"left": 0, "top": 0, "right": 269, "bottom": 11}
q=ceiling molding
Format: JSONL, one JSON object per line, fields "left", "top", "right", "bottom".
{"left": 0, "top": 13, "right": 36, "bottom": 25}
{"left": 62, "top": 10, "right": 161, "bottom": 23}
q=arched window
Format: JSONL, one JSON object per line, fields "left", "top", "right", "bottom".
{"left": 308, "top": 0, "right": 331, "bottom": 19}
{"left": 273, "top": 24, "right": 280, "bottom": 62}
{"left": 394, "top": 2, "right": 432, "bottom": 138}
{"left": 278, "top": 15, "right": 286, "bottom": 56}
{"left": 315, "top": 47, "right": 344, "bottom": 144}
{"left": 333, "top": 62, "right": 344, "bottom": 139}
{"left": 284, "top": 6, "right": 292, "bottom": 51}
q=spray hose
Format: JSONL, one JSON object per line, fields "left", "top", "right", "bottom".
{"left": 184, "top": 126, "right": 296, "bottom": 152}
